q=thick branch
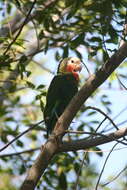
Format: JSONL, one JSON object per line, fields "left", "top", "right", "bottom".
{"left": 20, "top": 138, "right": 58, "bottom": 190}
{"left": 20, "top": 42, "right": 127, "bottom": 190}
{"left": 58, "top": 127, "right": 127, "bottom": 152}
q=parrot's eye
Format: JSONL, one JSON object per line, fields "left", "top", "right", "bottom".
{"left": 71, "top": 60, "right": 74, "bottom": 63}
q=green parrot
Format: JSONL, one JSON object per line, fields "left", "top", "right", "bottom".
{"left": 44, "top": 57, "right": 82, "bottom": 138}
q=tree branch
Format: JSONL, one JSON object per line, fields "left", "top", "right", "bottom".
{"left": 65, "top": 130, "right": 127, "bottom": 146}
{"left": 0, "top": 120, "right": 44, "bottom": 153}
{"left": 85, "top": 106, "right": 119, "bottom": 130}
{"left": 0, "top": 147, "right": 40, "bottom": 158}
{"left": 58, "top": 127, "right": 127, "bottom": 153}
{"left": 20, "top": 42, "right": 127, "bottom": 190}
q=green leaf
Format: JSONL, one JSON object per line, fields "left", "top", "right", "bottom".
{"left": 40, "top": 100, "right": 44, "bottom": 111}
{"left": 40, "top": 91, "right": 47, "bottom": 96}
{"left": 1, "top": 131, "right": 8, "bottom": 143}
{"left": 90, "top": 120, "right": 99, "bottom": 124}
{"left": 102, "top": 50, "right": 109, "bottom": 62}
{"left": 19, "top": 164, "right": 26, "bottom": 175}
{"left": 62, "top": 45, "right": 69, "bottom": 58}
{"left": 36, "top": 94, "right": 42, "bottom": 100}
{"left": 89, "top": 37, "right": 102, "bottom": 42}
{"left": 26, "top": 81, "right": 35, "bottom": 89}
{"left": 55, "top": 51, "right": 61, "bottom": 61}
{"left": 88, "top": 51, "right": 97, "bottom": 59}
{"left": 87, "top": 111, "right": 96, "bottom": 116}
{"left": 75, "top": 50, "right": 82, "bottom": 59}
{"left": 36, "top": 84, "right": 45, "bottom": 89}
{"left": 74, "top": 162, "right": 81, "bottom": 173}
{"left": 29, "top": 133, "right": 37, "bottom": 141}
{"left": 18, "top": 55, "right": 28, "bottom": 79}
{"left": 5, "top": 117, "right": 15, "bottom": 122}
{"left": 26, "top": 70, "right": 31, "bottom": 77}
{"left": 15, "top": 0, "right": 21, "bottom": 8}
{"left": 44, "top": 40, "right": 49, "bottom": 54}
{"left": 0, "top": 54, "right": 12, "bottom": 67}
{"left": 19, "top": 55, "right": 28, "bottom": 64}
{"left": 70, "top": 33, "right": 85, "bottom": 49}
{"left": 93, "top": 147, "right": 103, "bottom": 157}
{"left": 16, "top": 140, "right": 24, "bottom": 147}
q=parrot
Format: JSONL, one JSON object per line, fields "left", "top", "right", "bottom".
{"left": 43, "top": 57, "right": 82, "bottom": 138}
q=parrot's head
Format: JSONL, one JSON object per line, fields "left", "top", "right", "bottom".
{"left": 57, "top": 57, "right": 82, "bottom": 80}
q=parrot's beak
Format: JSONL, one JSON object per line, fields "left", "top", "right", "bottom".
{"left": 66, "top": 59, "right": 82, "bottom": 78}
{"left": 73, "top": 62, "right": 82, "bottom": 72}
{"left": 66, "top": 60, "right": 82, "bottom": 80}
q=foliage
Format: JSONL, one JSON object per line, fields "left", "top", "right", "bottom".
{"left": 0, "top": 0, "right": 127, "bottom": 189}
{"left": 0, "top": 173, "right": 17, "bottom": 190}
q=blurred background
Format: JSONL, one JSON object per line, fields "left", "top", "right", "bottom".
{"left": 0, "top": 0, "right": 127, "bottom": 189}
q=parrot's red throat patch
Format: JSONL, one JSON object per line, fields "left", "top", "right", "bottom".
{"left": 66, "top": 63, "right": 82, "bottom": 80}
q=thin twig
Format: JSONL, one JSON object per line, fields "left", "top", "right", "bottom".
{"left": 118, "top": 119, "right": 127, "bottom": 127}
{"left": 1, "top": 146, "right": 127, "bottom": 158}
{"left": 85, "top": 107, "right": 127, "bottom": 143}
{"left": 95, "top": 117, "right": 107, "bottom": 132}
{"left": 11, "top": 143, "right": 27, "bottom": 169}
{"left": 102, "top": 105, "right": 127, "bottom": 132}
{"left": 17, "top": 1, "right": 40, "bottom": 52}
{"left": 95, "top": 142, "right": 119, "bottom": 190}
{"left": 85, "top": 106, "right": 119, "bottom": 130}
{"left": 116, "top": 74, "right": 127, "bottom": 90}
{"left": 0, "top": 147, "right": 40, "bottom": 158}
{"left": 100, "top": 21, "right": 109, "bottom": 59}
{"left": 84, "top": 146, "right": 127, "bottom": 153}
{"left": 119, "top": 7, "right": 127, "bottom": 47}
{"left": 81, "top": 59, "right": 91, "bottom": 76}
{"left": 102, "top": 164, "right": 127, "bottom": 187}
{"left": 66, "top": 130, "right": 107, "bottom": 136}
{"left": 3, "top": 0, "right": 37, "bottom": 55}
{"left": 74, "top": 152, "right": 88, "bottom": 190}
{"left": 0, "top": 120, "right": 44, "bottom": 153}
